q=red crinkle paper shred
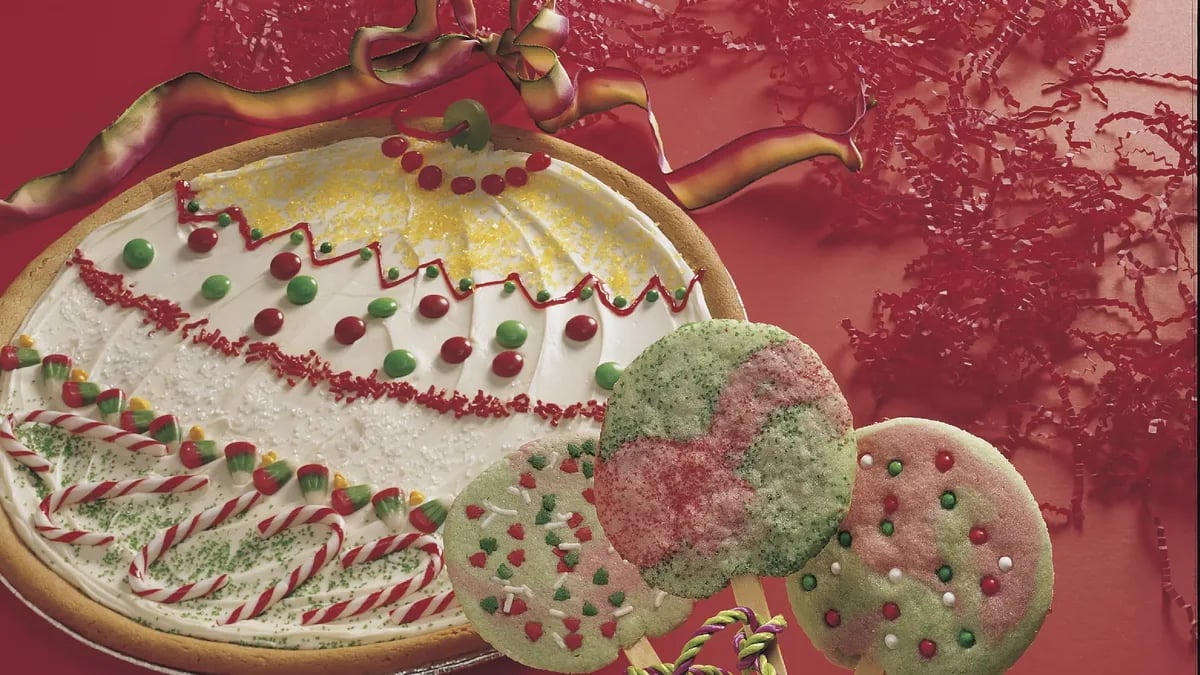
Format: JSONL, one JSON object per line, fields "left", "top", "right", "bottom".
{"left": 206, "top": 0, "right": 1196, "bottom": 636}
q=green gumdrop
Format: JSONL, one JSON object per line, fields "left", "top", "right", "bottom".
{"left": 123, "top": 238, "right": 155, "bottom": 269}
{"left": 368, "top": 297, "right": 398, "bottom": 318}
{"left": 444, "top": 98, "right": 492, "bottom": 152}
{"left": 595, "top": 362, "right": 623, "bottom": 391}
{"left": 286, "top": 275, "right": 318, "bottom": 305}
{"left": 201, "top": 275, "right": 231, "bottom": 300}
{"left": 383, "top": 350, "right": 417, "bottom": 378}
{"left": 496, "top": 320, "right": 528, "bottom": 349}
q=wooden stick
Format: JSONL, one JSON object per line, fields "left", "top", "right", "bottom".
{"left": 854, "top": 661, "right": 885, "bottom": 675}
{"left": 623, "top": 636, "right": 662, "bottom": 671}
{"left": 730, "top": 574, "right": 788, "bottom": 675}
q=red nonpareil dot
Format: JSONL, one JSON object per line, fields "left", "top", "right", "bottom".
{"left": 507, "top": 598, "right": 528, "bottom": 615}
{"left": 334, "top": 316, "right": 366, "bottom": 345}
{"left": 440, "top": 337, "right": 472, "bottom": 364}
{"left": 505, "top": 166, "right": 528, "bottom": 186}
{"left": 567, "top": 512, "right": 584, "bottom": 528}
{"left": 451, "top": 176, "right": 477, "bottom": 194}
{"left": 518, "top": 472, "right": 537, "bottom": 489}
{"left": 253, "top": 308, "right": 284, "bottom": 336}
{"left": 381, "top": 136, "right": 409, "bottom": 157}
{"left": 970, "top": 527, "right": 989, "bottom": 545}
{"left": 492, "top": 351, "right": 524, "bottom": 377}
{"left": 270, "top": 252, "right": 302, "bottom": 280}
{"left": 565, "top": 315, "right": 599, "bottom": 341}
{"left": 507, "top": 523, "right": 525, "bottom": 540}
{"left": 418, "top": 165, "right": 443, "bottom": 190}
{"left": 468, "top": 552, "right": 487, "bottom": 568}
{"left": 481, "top": 174, "right": 505, "bottom": 195}
{"left": 187, "top": 227, "right": 219, "bottom": 253}
{"left": 562, "top": 617, "right": 581, "bottom": 633}
{"left": 883, "top": 494, "right": 899, "bottom": 513}
{"left": 936, "top": 450, "right": 955, "bottom": 472}
{"left": 919, "top": 639, "right": 937, "bottom": 658}
{"left": 563, "top": 633, "right": 584, "bottom": 651}
{"left": 575, "top": 527, "right": 593, "bottom": 542}
{"left": 981, "top": 575, "right": 1000, "bottom": 596}
{"left": 507, "top": 549, "right": 525, "bottom": 567}
{"left": 400, "top": 151, "right": 423, "bottom": 172}
{"left": 524, "top": 621, "right": 543, "bottom": 642}
{"left": 882, "top": 602, "right": 901, "bottom": 620}
{"left": 824, "top": 609, "right": 841, "bottom": 628}
{"left": 526, "top": 152, "right": 551, "bottom": 172}
{"left": 600, "top": 621, "right": 617, "bottom": 638}
{"left": 464, "top": 504, "right": 484, "bottom": 519}
{"left": 419, "top": 294, "right": 450, "bottom": 319}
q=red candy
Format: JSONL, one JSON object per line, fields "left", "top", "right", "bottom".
{"left": 440, "top": 337, "right": 472, "bottom": 364}
{"left": 565, "top": 315, "right": 598, "bottom": 342}
{"left": 981, "top": 575, "right": 1000, "bottom": 596}
{"left": 492, "top": 351, "right": 524, "bottom": 377}
{"left": 505, "top": 166, "right": 528, "bottom": 187}
{"left": 381, "top": 136, "right": 408, "bottom": 158}
{"left": 883, "top": 494, "right": 899, "bottom": 513}
{"left": 824, "top": 609, "right": 841, "bottom": 628}
{"left": 882, "top": 602, "right": 900, "bottom": 620}
{"left": 919, "top": 639, "right": 937, "bottom": 658}
{"left": 253, "top": 308, "right": 284, "bottom": 336}
{"left": 481, "top": 174, "right": 505, "bottom": 195}
{"left": 526, "top": 152, "right": 551, "bottom": 172}
{"left": 417, "top": 165, "right": 443, "bottom": 190}
{"left": 935, "top": 450, "right": 955, "bottom": 472}
{"left": 418, "top": 294, "right": 450, "bottom": 319}
{"left": 400, "top": 151, "right": 423, "bottom": 172}
{"left": 187, "top": 227, "right": 218, "bottom": 253}
{"left": 451, "top": 176, "right": 476, "bottom": 194}
{"left": 270, "top": 252, "right": 302, "bottom": 280}
{"left": 334, "top": 316, "right": 366, "bottom": 345}
{"left": 969, "top": 527, "right": 989, "bottom": 545}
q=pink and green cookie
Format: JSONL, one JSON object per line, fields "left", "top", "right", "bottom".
{"left": 444, "top": 434, "right": 693, "bottom": 673}
{"left": 788, "top": 418, "right": 1053, "bottom": 675}
{"left": 595, "top": 319, "right": 857, "bottom": 598}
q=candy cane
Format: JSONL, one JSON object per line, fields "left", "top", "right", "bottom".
{"left": 32, "top": 474, "right": 208, "bottom": 547}
{"left": 12, "top": 410, "right": 168, "bottom": 457}
{"left": 390, "top": 589, "right": 458, "bottom": 625}
{"left": 301, "top": 532, "right": 444, "bottom": 625}
{"left": 0, "top": 413, "right": 54, "bottom": 478}
{"left": 128, "top": 490, "right": 263, "bottom": 603}
{"left": 223, "top": 505, "right": 346, "bottom": 625}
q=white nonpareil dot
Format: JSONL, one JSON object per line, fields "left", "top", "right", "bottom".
{"left": 859, "top": 454, "right": 874, "bottom": 468}
{"left": 942, "top": 592, "right": 956, "bottom": 607}
{"left": 884, "top": 634, "right": 898, "bottom": 649}
{"left": 999, "top": 556, "right": 1014, "bottom": 572}
{"left": 888, "top": 568, "right": 903, "bottom": 583}
{"left": 831, "top": 562, "right": 842, "bottom": 575}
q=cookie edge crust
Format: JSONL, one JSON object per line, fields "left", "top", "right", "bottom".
{"left": 0, "top": 118, "right": 745, "bottom": 673}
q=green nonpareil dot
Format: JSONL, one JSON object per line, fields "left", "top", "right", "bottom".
{"left": 593, "top": 568, "right": 609, "bottom": 585}
{"left": 608, "top": 591, "right": 625, "bottom": 607}
{"left": 674, "top": 287, "right": 686, "bottom": 300}
{"left": 289, "top": 230, "right": 305, "bottom": 245}
{"left": 801, "top": 574, "right": 818, "bottom": 591}
{"left": 880, "top": 520, "right": 895, "bottom": 536}
{"left": 496, "top": 320, "right": 528, "bottom": 348}
{"left": 887, "top": 459, "right": 903, "bottom": 476}
{"left": 554, "top": 587, "right": 570, "bottom": 601}
{"left": 646, "top": 290, "right": 659, "bottom": 302}
{"left": 582, "top": 602, "right": 598, "bottom": 616}
{"left": 186, "top": 200, "right": 200, "bottom": 213}
{"left": 387, "top": 266, "right": 400, "bottom": 280}
{"left": 528, "top": 454, "right": 547, "bottom": 470}
{"left": 286, "top": 275, "right": 318, "bottom": 304}
{"left": 940, "top": 490, "right": 957, "bottom": 509}
{"left": 579, "top": 287, "right": 594, "bottom": 300}
{"left": 250, "top": 228, "right": 263, "bottom": 240}
{"left": 200, "top": 275, "right": 231, "bottom": 300}
{"left": 122, "top": 238, "right": 154, "bottom": 269}
{"left": 536, "top": 289, "right": 551, "bottom": 302}
{"left": 425, "top": 266, "right": 440, "bottom": 279}
{"left": 957, "top": 629, "right": 976, "bottom": 648}
{"left": 217, "top": 212, "right": 233, "bottom": 227}
{"left": 595, "top": 362, "right": 623, "bottom": 391}
{"left": 368, "top": 297, "right": 398, "bottom": 318}
{"left": 503, "top": 280, "right": 517, "bottom": 293}
{"left": 544, "top": 531, "right": 561, "bottom": 546}
{"left": 937, "top": 564, "right": 953, "bottom": 582}
{"left": 383, "top": 350, "right": 417, "bottom": 378}
{"left": 837, "top": 530, "right": 853, "bottom": 548}
{"left": 480, "top": 596, "right": 499, "bottom": 614}
{"left": 359, "top": 247, "right": 373, "bottom": 260}
{"left": 479, "top": 537, "right": 498, "bottom": 554}
{"left": 459, "top": 277, "right": 474, "bottom": 292}
{"left": 613, "top": 295, "right": 628, "bottom": 308}
{"left": 496, "top": 563, "right": 513, "bottom": 579}
{"left": 319, "top": 242, "right": 334, "bottom": 254}
{"left": 541, "top": 494, "right": 556, "bottom": 512}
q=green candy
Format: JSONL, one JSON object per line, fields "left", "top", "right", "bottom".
{"left": 594, "top": 362, "right": 623, "bottom": 391}
{"left": 673, "top": 287, "right": 686, "bottom": 300}
{"left": 122, "top": 238, "right": 154, "bottom": 269}
{"left": 503, "top": 281, "right": 517, "bottom": 293}
{"left": 579, "top": 287, "right": 594, "bottom": 301}
{"left": 495, "top": 320, "right": 528, "bottom": 348}
{"left": 940, "top": 490, "right": 957, "bottom": 509}
{"left": 536, "top": 289, "right": 551, "bottom": 302}
{"left": 249, "top": 228, "right": 263, "bottom": 240}
{"left": 185, "top": 200, "right": 200, "bottom": 213}
{"left": 887, "top": 459, "right": 903, "bottom": 476}
{"left": 289, "top": 230, "right": 305, "bottom": 245}
{"left": 443, "top": 98, "right": 492, "bottom": 152}
{"left": 217, "top": 212, "right": 233, "bottom": 227}
{"left": 958, "top": 629, "right": 977, "bottom": 648}
{"left": 200, "top": 275, "right": 231, "bottom": 300}
{"left": 383, "top": 350, "right": 417, "bottom": 378}
{"left": 459, "top": 277, "right": 474, "bottom": 292}
{"left": 359, "top": 247, "right": 373, "bottom": 260}
{"left": 425, "top": 266, "right": 440, "bottom": 279}
{"left": 613, "top": 295, "right": 628, "bottom": 308}
{"left": 286, "top": 276, "right": 318, "bottom": 305}
{"left": 387, "top": 267, "right": 400, "bottom": 280}
{"left": 800, "top": 574, "right": 818, "bottom": 591}
{"left": 368, "top": 297, "right": 398, "bottom": 318}
{"left": 879, "top": 519, "right": 895, "bottom": 536}
{"left": 646, "top": 290, "right": 659, "bottom": 302}
{"left": 319, "top": 242, "right": 334, "bottom": 254}
{"left": 937, "top": 564, "right": 953, "bottom": 582}
{"left": 837, "top": 530, "right": 853, "bottom": 548}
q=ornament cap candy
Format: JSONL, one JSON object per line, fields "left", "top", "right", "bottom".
{"left": 224, "top": 441, "right": 257, "bottom": 486}
{"left": 297, "top": 464, "right": 331, "bottom": 505}
{"left": 253, "top": 460, "right": 294, "bottom": 495}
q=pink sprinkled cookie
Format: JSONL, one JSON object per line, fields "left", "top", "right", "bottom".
{"left": 788, "top": 418, "right": 1053, "bottom": 675}
{"left": 444, "top": 434, "right": 692, "bottom": 673}
{"left": 595, "top": 319, "right": 857, "bottom": 598}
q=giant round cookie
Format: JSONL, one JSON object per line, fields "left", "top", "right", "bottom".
{"left": 0, "top": 117, "right": 743, "bottom": 673}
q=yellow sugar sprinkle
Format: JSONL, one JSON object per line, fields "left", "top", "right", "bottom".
{"left": 129, "top": 397, "right": 151, "bottom": 411}
{"left": 332, "top": 472, "right": 350, "bottom": 490}
{"left": 407, "top": 489, "right": 425, "bottom": 506}
{"left": 16, "top": 334, "right": 34, "bottom": 348}
{"left": 260, "top": 451, "right": 279, "bottom": 467}
{"left": 187, "top": 426, "right": 205, "bottom": 441}
{"left": 69, "top": 368, "right": 89, "bottom": 382}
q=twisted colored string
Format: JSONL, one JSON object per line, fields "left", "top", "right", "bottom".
{"left": 625, "top": 606, "right": 785, "bottom": 675}
{"left": 733, "top": 613, "right": 788, "bottom": 675}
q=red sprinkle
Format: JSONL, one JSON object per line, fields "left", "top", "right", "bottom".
{"left": 492, "top": 351, "right": 524, "bottom": 377}
{"left": 882, "top": 602, "right": 900, "bottom": 620}
{"left": 883, "top": 494, "right": 899, "bottom": 513}
{"left": 451, "top": 176, "right": 476, "bottom": 195}
{"left": 824, "top": 609, "right": 841, "bottom": 628}
{"left": 381, "top": 136, "right": 409, "bottom": 158}
{"left": 507, "top": 549, "right": 525, "bottom": 567}
{"left": 563, "top": 632, "right": 583, "bottom": 651}
{"left": 526, "top": 152, "right": 551, "bottom": 172}
{"left": 505, "top": 166, "right": 528, "bottom": 187}
{"left": 567, "top": 512, "right": 584, "bottom": 528}
{"left": 565, "top": 315, "right": 599, "bottom": 342}
{"left": 935, "top": 450, "right": 955, "bottom": 472}
{"left": 468, "top": 552, "right": 487, "bottom": 568}
{"left": 334, "top": 316, "right": 366, "bottom": 345}
{"left": 518, "top": 472, "right": 537, "bottom": 489}
{"left": 187, "top": 227, "right": 219, "bottom": 253}
{"left": 524, "top": 621, "right": 542, "bottom": 642}
{"left": 507, "top": 523, "right": 525, "bottom": 540}
{"left": 969, "top": 527, "right": 989, "bottom": 545}
{"left": 575, "top": 527, "right": 593, "bottom": 542}
{"left": 418, "top": 294, "right": 450, "bottom": 319}
{"left": 464, "top": 504, "right": 484, "bottom": 520}
{"left": 253, "top": 308, "right": 284, "bottom": 336}
{"left": 400, "top": 151, "right": 423, "bottom": 172}
{"left": 507, "top": 598, "right": 528, "bottom": 615}
{"left": 582, "top": 488, "right": 595, "bottom": 504}
{"left": 562, "top": 617, "right": 581, "bottom": 633}
{"left": 919, "top": 639, "right": 937, "bottom": 658}
{"left": 981, "top": 576, "right": 1000, "bottom": 596}
{"left": 560, "top": 458, "right": 579, "bottom": 473}
{"left": 481, "top": 174, "right": 505, "bottom": 195}
{"left": 440, "top": 337, "right": 472, "bottom": 364}
{"left": 270, "top": 252, "right": 302, "bottom": 280}
{"left": 600, "top": 620, "right": 617, "bottom": 639}
{"left": 418, "top": 165, "right": 443, "bottom": 190}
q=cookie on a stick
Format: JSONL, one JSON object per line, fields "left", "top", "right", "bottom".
{"left": 595, "top": 319, "right": 859, "bottom": 673}
{"left": 444, "top": 435, "right": 692, "bottom": 673}
{"left": 788, "top": 418, "right": 1053, "bottom": 675}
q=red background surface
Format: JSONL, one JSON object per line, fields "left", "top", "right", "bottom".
{"left": 0, "top": 2, "right": 1195, "bottom": 673}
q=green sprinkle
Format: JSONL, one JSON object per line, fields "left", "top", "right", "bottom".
{"left": 528, "top": 454, "right": 547, "bottom": 470}
{"left": 122, "top": 238, "right": 155, "bottom": 269}
{"left": 801, "top": 574, "right": 818, "bottom": 591}
{"left": 503, "top": 280, "right": 517, "bottom": 293}
{"left": 880, "top": 520, "right": 895, "bottom": 536}
{"left": 581, "top": 461, "right": 594, "bottom": 479}
{"left": 613, "top": 295, "right": 628, "bottom": 308}
{"left": 957, "top": 629, "right": 976, "bottom": 648}
{"left": 674, "top": 287, "right": 686, "bottom": 300}
{"left": 582, "top": 602, "right": 598, "bottom": 616}
{"left": 289, "top": 230, "right": 305, "bottom": 245}
{"left": 534, "top": 510, "right": 551, "bottom": 525}
{"left": 496, "top": 320, "right": 528, "bottom": 348}
{"left": 541, "top": 494, "right": 556, "bottom": 512}
{"left": 186, "top": 200, "right": 200, "bottom": 213}
{"left": 480, "top": 596, "right": 499, "bottom": 614}
{"left": 382, "top": 349, "right": 417, "bottom": 378}
{"left": 554, "top": 587, "right": 570, "bottom": 601}
{"left": 646, "top": 289, "right": 659, "bottom": 302}
{"left": 217, "top": 212, "right": 233, "bottom": 227}
{"left": 593, "top": 568, "right": 609, "bottom": 585}
{"left": 359, "top": 247, "right": 373, "bottom": 260}
{"left": 582, "top": 439, "right": 595, "bottom": 455}
{"left": 250, "top": 228, "right": 263, "bottom": 240}
{"left": 887, "top": 459, "right": 903, "bottom": 476}
{"left": 567, "top": 443, "right": 583, "bottom": 458}
{"left": 608, "top": 591, "right": 625, "bottom": 607}
{"left": 459, "top": 277, "right": 474, "bottom": 292}
{"left": 479, "top": 537, "right": 498, "bottom": 554}
{"left": 286, "top": 275, "right": 318, "bottom": 304}
{"left": 387, "top": 266, "right": 400, "bottom": 280}
{"left": 837, "top": 530, "right": 853, "bottom": 548}
{"left": 536, "top": 289, "right": 551, "bottom": 302}
{"left": 368, "top": 297, "right": 399, "bottom": 318}
{"left": 319, "top": 242, "right": 334, "bottom": 254}
{"left": 496, "top": 564, "right": 513, "bottom": 579}
{"left": 595, "top": 362, "right": 623, "bottom": 390}
{"left": 937, "top": 565, "right": 953, "bottom": 582}
{"left": 544, "top": 531, "right": 561, "bottom": 547}
{"left": 200, "top": 275, "right": 231, "bottom": 300}
{"left": 563, "top": 551, "right": 580, "bottom": 568}
{"left": 579, "top": 287, "right": 594, "bottom": 301}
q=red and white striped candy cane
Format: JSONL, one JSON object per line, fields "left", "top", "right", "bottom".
{"left": 128, "top": 490, "right": 263, "bottom": 603}
{"left": 33, "top": 474, "right": 209, "bottom": 547}
{"left": 391, "top": 589, "right": 458, "bottom": 625}
{"left": 301, "top": 532, "right": 444, "bottom": 625}
{"left": 11, "top": 410, "right": 168, "bottom": 457}
{"left": 223, "top": 505, "right": 346, "bottom": 625}
{"left": 0, "top": 413, "right": 54, "bottom": 478}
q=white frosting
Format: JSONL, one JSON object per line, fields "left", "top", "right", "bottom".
{"left": 0, "top": 136, "right": 711, "bottom": 648}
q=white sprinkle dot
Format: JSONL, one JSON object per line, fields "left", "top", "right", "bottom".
{"left": 942, "top": 592, "right": 956, "bottom": 607}
{"left": 884, "top": 634, "right": 898, "bottom": 649}
{"left": 888, "top": 568, "right": 903, "bottom": 583}
{"left": 654, "top": 590, "right": 667, "bottom": 608}
{"left": 831, "top": 562, "right": 842, "bottom": 575}
{"left": 558, "top": 542, "right": 582, "bottom": 550}
{"left": 549, "top": 608, "right": 567, "bottom": 618}
{"left": 859, "top": 454, "right": 874, "bottom": 468}
{"left": 613, "top": 605, "right": 634, "bottom": 618}
{"left": 999, "top": 556, "right": 1014, "bottom": 572}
